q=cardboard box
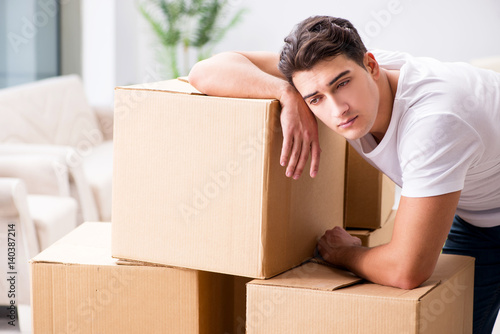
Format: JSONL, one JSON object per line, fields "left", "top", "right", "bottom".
{"left": 246, "top": 254, "right": 474, "bottom": 333}
{"left": 233, "top": 275, "right": 253, "bottom": 334}
{"left": 344, "top": 144, "right": 396, "bottom": 229}
{"left": 112, "top": 79, "right": 346, "bottom": 278}
{"left": 348, "top": 210, "right": 396, "bottom": 247}
{"left": 30, "top": 222, "right": 245, "bottom": 334}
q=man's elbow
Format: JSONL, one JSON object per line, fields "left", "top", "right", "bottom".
{"left": 390, "top": 264, "right": 434, "bottom": 290}
{"left": 393, "top": 275, "right": 428, "bottom": 290}
{"left": 187, "top": 61, "right": 206, "bottom": 92}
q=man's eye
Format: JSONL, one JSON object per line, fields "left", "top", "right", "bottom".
{"left": 309, "top": 97, "right": 319, "bottom": 105}
{"left": 338, "top": 80, "right": 349, "bottom": 89}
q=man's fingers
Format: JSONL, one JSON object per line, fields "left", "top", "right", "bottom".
{"left": 293, "top": 140, "right": 311, "bottom": 179}
{"left": 317, "top": 237, "right": 331, "bottom": 261}
{"left": 280, "top": 136, "right": 293, "bottom": 167}
{"left": 286, "top": 139, "right": 302, "bottom": 178}
{"left": 309, "top": 140, "right": 321, "bottom": 178}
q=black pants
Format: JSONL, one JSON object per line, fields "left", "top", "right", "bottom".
{"left": 442, "top": 215, "right": 500, "bottom": 334}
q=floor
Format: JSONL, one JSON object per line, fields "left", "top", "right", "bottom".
{"left": 0, "top": 307, "right": 27, "bottom": 334}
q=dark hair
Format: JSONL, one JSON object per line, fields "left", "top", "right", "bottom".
{"left": 278, "top": 16, "right": 367, "bottom": 86}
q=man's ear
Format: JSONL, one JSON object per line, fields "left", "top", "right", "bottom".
{"left": 364, "top": 52, "right": 380, "bottom": 78}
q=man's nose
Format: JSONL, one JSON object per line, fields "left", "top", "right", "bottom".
{"left": 327, "top": 97, "right": 349, "bottom": 118}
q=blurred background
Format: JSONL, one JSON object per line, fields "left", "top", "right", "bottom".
{"left": 1, "top": 0, "right": 500, "bottom": 332}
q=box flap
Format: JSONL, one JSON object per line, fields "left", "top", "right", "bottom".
{"left": 249, "top": 262, "right": 362, "bottom": 291}
{"left": 115, "top": 78, "right": 204, "bottom": 95}
{"left": 115, "top": 258, "right": 190, "bottom": 270}
{"left": 340, "top": 279, "right": 441, "bottom": 300}
{"left": 429, "top": 254, "right": 474, "bottom": 283}
{"left": 30, "top": 222, "right": 115, "bottom": 266}
{"left": 116, "top": 259, "right": 169, "bottom": 267}
{"left": 115, "top": 78, "right": 277, "bottom": 104}
{"left": 347, "top": 230, "right": 371, "bottom": 237}
{"left": 249, "top": 260, "right": 444, "bottom": 300}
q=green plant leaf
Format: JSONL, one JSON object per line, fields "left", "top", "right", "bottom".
{"left": 139, "top": 0, "right": 246, "bottom": 78}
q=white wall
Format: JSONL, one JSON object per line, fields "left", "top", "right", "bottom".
{"left": 215, "top": 0, "right": 500, "bottom": 60}
{"left": 81, "top": 0, "right": 116, "bottom": 108}
{"left": 81, "top": 0, "right": 500, "bottom": 107}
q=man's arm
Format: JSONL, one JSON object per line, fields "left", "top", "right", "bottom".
{"left": 188, "top": 52, "right": 321, "bottom": 179}
{"left": 318, "top": 191, "right": 461, "bottom": 289}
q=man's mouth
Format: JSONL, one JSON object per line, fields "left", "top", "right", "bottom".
{"left": 338, "top": 116, "right": 358, "bottom": 128}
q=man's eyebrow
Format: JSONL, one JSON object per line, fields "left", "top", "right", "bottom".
{"left": 328, "top": 70, "right": 350, "bottom": 87}
{"left": 302, "top": 70, "right": 351, "bottom": 100}
{"left": 303, "top": 91, "right": 318, "bottom": 100}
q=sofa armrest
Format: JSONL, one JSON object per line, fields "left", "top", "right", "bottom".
{"left": 0, "top": 150, "right": 70, "bottom": 196}
{"left": 0, "top": 144, "right": 99, "bottom": 222}
{"left": 93, "top": 106, "right": 114, "bottom": 141}
{"left": 0, "top": 177, "right": 40, "bottom": 255}
{"left": 470, "top": 56, "right": 500, "bottom": 73}
{"left": 0, "top": 177, "right": 40, "bottom": 306}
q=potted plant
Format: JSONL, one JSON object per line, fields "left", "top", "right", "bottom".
{"left": 139, "top": 0, "right": 246, "bottom": 78}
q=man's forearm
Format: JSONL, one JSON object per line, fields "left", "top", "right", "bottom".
{"left": 188, "top": 51, "right": 322, "bottom": 179}
{"left": 329, "top": 243, "right": 432, "bottom": 290}
{"left": 188, "top": 52, "right": 291, "bottom": 100}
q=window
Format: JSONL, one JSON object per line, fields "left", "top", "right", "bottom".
{"left": 0, "top": 0, "right": 60, "bottom": 88}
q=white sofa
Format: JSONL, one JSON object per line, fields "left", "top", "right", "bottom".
{"left": 470, "top": 56, "right": 500, "bottom": 72}
{"left": 0, "top": 176, "right": 78, "bottom": 331}
{"left": 0, "top": 75, "right": 113, "bottom": 223}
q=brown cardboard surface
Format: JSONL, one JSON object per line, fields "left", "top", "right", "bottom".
{"left": 348, "top": 210, "right": 396, "bottom": 247}
{"left": 30, "top": 222, "right": 243, "bottom": 334}
{"left": 252, "top": 261, "right": 362, "bottom": 291}
{"left": 344, "top": 144, "right": 396, "bottom": 229}
{"left": 112, "top": 79, "right": 346, "bottom": 278}
{"left": 246, "top": 254, "right": 474, "bottom": 334}
{"left": 233, "top": 275, "right": 253, "bottom": 334}
{"left": 119, "top": 78, "right": 203, "bottom": 95}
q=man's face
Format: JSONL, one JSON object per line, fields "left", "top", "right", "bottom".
{"left": 292, "top": 54, "right": 380, "bottom": 141}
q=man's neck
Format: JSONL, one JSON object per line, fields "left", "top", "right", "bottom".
{"left": 371, "top": 68, "right": 400, "bottom": 144}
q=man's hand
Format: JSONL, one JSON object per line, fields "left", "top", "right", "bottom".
{"left": 279, "top": 86, "right": 321, "bottom": 179}
{"left": 189, "top": 51, "right": 321, "bottom": 179}
{"left": 317, "top": 226, "right": 362, "bottom": 265}
{"left": 316, "top": 192, "right": 460, "bottom": 289}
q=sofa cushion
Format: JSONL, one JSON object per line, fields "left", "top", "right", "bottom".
{"left": 28, "top": 194, "right": 78, "bottom": 251}
{"left": 82, "top": 140, "right": 113, "bottom": 221}
{"left": 0, "top": 75, "right": 103, "bottom": 147}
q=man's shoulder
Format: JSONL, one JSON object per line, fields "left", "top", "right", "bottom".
{"left": 371, "top": 49, "right": 411, "bottom": 70}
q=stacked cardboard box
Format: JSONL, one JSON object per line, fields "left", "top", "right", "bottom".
{"left": 30, "top": 222, "right": 249, "bottom": 333}
{"left": 246, "top": 255, "right": 474, "bottom": 333}
{"left": 348, "top": 210, "right": 396, "bottom": 247}
{"left": 344, "top": 144, "right": 397, "bottom": 247}
{"left": 30, "top": 78, "right": 473, "bottom": 333}
{"left": 344, "top": 144, "right": 396, "bottom": 229}
{"left": 31, "top": 78, "right": 347, "bottom": 332}
{"left": 110, "top": 79, "right": 346, "bottom": 278}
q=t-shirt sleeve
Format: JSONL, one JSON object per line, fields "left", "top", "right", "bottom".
{"left": 399, "top": 113, "right": 484, "bottom": 198}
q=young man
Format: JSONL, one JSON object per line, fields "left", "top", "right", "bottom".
{"left": 188, "top": 16, "right": 500, "bottom": 333}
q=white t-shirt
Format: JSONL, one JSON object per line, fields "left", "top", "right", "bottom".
{"left": 348, "top": 50, "right": 500, "bottom": 228}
